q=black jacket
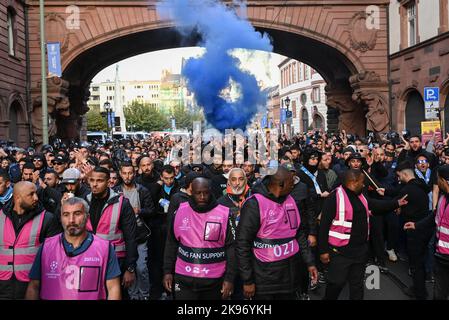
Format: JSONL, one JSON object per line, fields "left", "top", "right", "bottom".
{"left": 163, "top": 198, "right": 236, "bottom": 290}
{"left": 319, "top": 186, "right": 399, "bottom": 258}
{"left": 211, "top": 174, "right": 228, "bottom": 199}
{"left": 114, "top": 183, "right": 155, "bottom": 243}
{"left": 385, "top": 178, "right": 431, "bottom": 222}
{"left": 136, "top": 171, "right": 162, "bottom": 206}
{"left": 37, "top": 186, "right": 62, "bottom": 215}
{"left": 0, "top": 203, "right": 61, "bottom": 300}
{"left": 297, "top": 165, "right": 329, "bottom": 230}
{"left": 236, "top": 178, "right": 314, "bottom": 295}
{"left": 85, "top": 189, "right": 138, "bottom": 269}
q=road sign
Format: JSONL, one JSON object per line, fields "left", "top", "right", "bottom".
{"left": 424, "top": 87, "right": 440, "bottom": 120}
{"left": 424, "top": 87, "right": 439, "bottom": 102}
{"left": 280, "top": 109, "right": 286, "bottom": 124}
{"left": 286, "top": 110, "right": 293, "bottom": 118}
{"left": 425, "top": 102, "right": 439, "bottom": 119}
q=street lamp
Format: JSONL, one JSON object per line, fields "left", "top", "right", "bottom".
{"left": 284, "top": 96, "right": 291, "bottom": 138}
{"left": 104, "top": 101, "right": 111, "bottom": 138}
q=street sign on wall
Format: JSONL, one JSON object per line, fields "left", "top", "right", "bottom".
{"left": 424, "top": 87, "right": 440, "bottom": 120}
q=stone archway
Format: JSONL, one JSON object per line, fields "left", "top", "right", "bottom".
{"left": 28, "top": 1, "right": 390, "bottom": 145}
{"left": 404, "top": 90, "right": 425, "bottom": 136}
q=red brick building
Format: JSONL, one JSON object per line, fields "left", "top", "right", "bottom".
{"left": 0, "top": 0, "right": 30, "bottom": 147}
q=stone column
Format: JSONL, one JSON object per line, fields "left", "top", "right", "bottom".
{"left": 350, "top": 71, "right": 390, "bottom": 134}
{"left": 325, "top": 85, "right": 366, "bottom": 137}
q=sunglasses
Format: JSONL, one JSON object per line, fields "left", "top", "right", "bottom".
{"left": 417, "top": 159, "right": 428, "bottom": 164}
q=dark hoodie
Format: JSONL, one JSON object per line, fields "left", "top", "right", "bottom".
{"left": 163, "top": 195, "right": 237, "bottom": 291}
{"left": 385, "top": 178, "right": 431, "bottom": 223}
{"left": 0, "top": 202, "right": 61, "bottom": 300}
{"left": 235, "top": 177, "right": 314, "bottom": 295}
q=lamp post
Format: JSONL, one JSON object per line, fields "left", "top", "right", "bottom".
{"left": 104, "top": 101, "right": 111, "bottom": 139}
{"left": 284, "top": 96, "right": 291, "bottom": 138}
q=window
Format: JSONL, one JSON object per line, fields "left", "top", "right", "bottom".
{"left": 304, "top": 66, "right": 309, "bottom": 80}
{"left": 407, "top": 3, "right": 417, "bottom": 46}
{"left": 301, "top": 108, "right": 309, "bottom": 132}
{"left": 299, "top": 63, "right": 304, "bottom": 81}
{"left": 292, "top": 63, "right": 297, "bottom": 83}
{"left": 312, "top": 87, "right": 321, "bottom": 103}
{"left": 7, "top": 9, "right": 15, "bottom": 56}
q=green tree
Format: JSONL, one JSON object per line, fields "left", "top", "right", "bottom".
{"left": 172, "top": 104, "right": 204, "bottom": 130}
{"left": 124, "top": 101, "right": 169, "bottom": 131}
{"left": 86, "top": 108, "right": 107, "bottom": 131}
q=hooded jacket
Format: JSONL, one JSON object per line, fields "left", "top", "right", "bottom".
{"left": 236, "top": 178, "right": 314, "bottom": 295}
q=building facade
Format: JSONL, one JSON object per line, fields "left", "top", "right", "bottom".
{"left": 390, "top": 0, "right": 449, "bottom": 134}
{"left": 278, "top": 58, "right": 327, "bottom": 135}
{"left": 0, "top": 0, "right": 30, "bottom": 147}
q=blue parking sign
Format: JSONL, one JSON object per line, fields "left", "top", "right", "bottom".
{"left": 424, "top": 87, "right": 439, "bottom": 102}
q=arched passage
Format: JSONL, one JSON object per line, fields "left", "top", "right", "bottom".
{"left": 405, "top": 90, "right": 425, "bottom": 135}
{"left": 59, "top": 27, "right": 364, "bottom": 140}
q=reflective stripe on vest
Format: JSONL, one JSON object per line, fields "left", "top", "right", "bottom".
{"left": 436, "top": 195, "right": 449, "bottom": 255}
{"left": 0, "top": 210, "right": 45, "bottom": 281}
{"left": 328, "top": 187, "right": 370, "bottom": 247}
{"left": 88, "top": 196, "right": 126, "bottom": 258}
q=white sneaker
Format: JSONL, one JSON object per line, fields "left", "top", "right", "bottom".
{"left": 387, "top": 249, "right": 398, "bottom": 262}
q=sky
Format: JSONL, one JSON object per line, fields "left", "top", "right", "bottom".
{"left": 91, "top": 47, "right": 286, "bottom": 88}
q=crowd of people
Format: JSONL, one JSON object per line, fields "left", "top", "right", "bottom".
{"left": 0, "top": 128, "right": 448, "bottom": 300}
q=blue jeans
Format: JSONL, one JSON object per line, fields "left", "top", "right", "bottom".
{"left": 128, "top": 242, "right": 150, "bottom": 300}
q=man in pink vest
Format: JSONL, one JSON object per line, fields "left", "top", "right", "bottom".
{"left": 404, "top": 164, "right": 449, "bottom": 299}
{"left": 319, "top": 169, "right": 408, "bottom": 300}
{"left": 25, "top": 197, "right": 122, "bottom": 300}
{"left": 83, "top": 167, "right": 138, "bottom": 299}
{"left": 163, "top": 176, "right": 236, "bottom": 300}
{"left": 236, "top": 165, "right": 318, "bottom": 300}
{"left": 0, "top": 181, "right": 60, "bottom": 299}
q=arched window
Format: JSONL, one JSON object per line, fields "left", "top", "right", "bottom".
{"left": 313, "top": 114, "right": 324, "bottom": 130}
{"left": 7, "top": 8, "right": 16, "bottom": 56}
{"left": 301, "top": 108, "right": 309, "bottom": 133}
{"left": 9, "top": 101, "right": 20, "bottom": 142}
{"left": 404, "top": 90, "right": 424, "bottom": 135}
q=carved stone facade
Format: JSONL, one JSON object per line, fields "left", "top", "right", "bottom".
{"left": 25, "top": 0, "right": 390, "bottom": 144}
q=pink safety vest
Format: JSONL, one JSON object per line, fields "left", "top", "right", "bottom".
{"left": 436, "top": 195, "right": 449, "bottom": 255}
{"left": 40, "top": 234, "right": 109, "bottom": 300}
{"left": 0, "top": 210, "right": 45, "bottom": 282}
{"left": 328, "top": 186, "right": 371, "bottom": 247}
{"left": 87, "top": 196, "right": 126, "bottom": 258}
{"left": 173, "top": 202, "right": 229, "bottom": 279}
{"left": 251, "top": 194, "right": 301, "bottom": 263}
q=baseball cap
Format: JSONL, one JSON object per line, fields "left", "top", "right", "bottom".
{"left": 62, "top": 168, "right": 81, "bottom": 184}
{"left": 280, "top": 162, "right": 296, "bottom": 172}
{"left": 54, "top": 154, "right": 68, "bottom": 164}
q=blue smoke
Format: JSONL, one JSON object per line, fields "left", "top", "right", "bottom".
{"left": 157, "top": 0, "right": 273, "bottom": 131}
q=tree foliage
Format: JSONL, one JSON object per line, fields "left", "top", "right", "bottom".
{"left": 86, "top": 108, "right": 107, "bottom": 131}
{"left": 124, "top": 101, "right": 169, "bottom": 131}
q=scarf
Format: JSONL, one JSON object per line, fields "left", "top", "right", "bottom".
{"left": 0, "top": 186, "right": 13, "bottom": 204}
{"left": 226, "top": 185, "right": 250, "bottom": 209}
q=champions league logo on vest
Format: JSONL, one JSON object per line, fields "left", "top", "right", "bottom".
{"left": 46, "top": 260, "right": 61, "bottom": 279}
{"left": 268, "top": 210, "right": 276, "bottom": 221}
{"left": 180, "top": 217, "right": 190, "bottom": 231}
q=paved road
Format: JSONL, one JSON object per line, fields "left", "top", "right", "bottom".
{"left": 309, "top": 258, "right": 434, "bottom": 300}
